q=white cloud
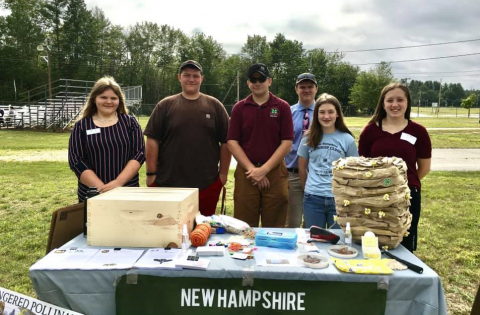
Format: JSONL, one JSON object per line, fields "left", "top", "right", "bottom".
{"left": 84, "top": 0, "right": 480, "bottom": 89}
{"left": 0, "top": 8, "right": 11, "bottom": 16}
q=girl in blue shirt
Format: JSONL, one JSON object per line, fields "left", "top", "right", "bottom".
{"left": 298, "top": 93, "right": 358, "bottom": 228}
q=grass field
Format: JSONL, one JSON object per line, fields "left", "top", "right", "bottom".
{"left": 2, "top": 113, "right": 477, "bottom": 156}
{"left": 1, "top": 115, "right": 479, "bottom": 314}
{"left": 135, "top": 112, "right": 480, "bottom": 130}
{"left": 0, "top": 163, "right": 479, "bottom": 314}
{"left": 343, "top": 116, "right": 480, "bottom": 129}
{"left": 411, "top": 107, "right": 480, "bottom": 119}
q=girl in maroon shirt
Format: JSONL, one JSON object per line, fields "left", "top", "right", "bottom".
{"left": 359, "top": 83, "right": 432, "bottom": 252}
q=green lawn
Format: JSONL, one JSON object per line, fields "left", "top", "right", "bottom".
{"left": 9, "top": 120, "right": 478, "bottom": 155}
{"left": 345, "top": 116, "right": 480, "bottom": 148}
{"left": 344, "top": 116, "right": 480, "bottom": 129}
{"left": 413, "top": 107, "right": 480, "bottom": 118}
{"left": 138, "top": 110, "right": 478, "bottom": 129}
{"left": 2, "top": 114, "right": 479, "bottom": 154}
{"left": 0, "top": 130, "right": 70, "bottom": 150}
{"left": 1, "top": 114, "right": 480, "bottom": 314}
{"left": 347, "top": 128, "right": 480, "bottom": 149}
{"left": 0, "top": 162, "right": 479, "bottom": 314}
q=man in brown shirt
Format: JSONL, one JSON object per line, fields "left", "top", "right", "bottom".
{"left": 144, "top": 60, "right": 231, "bottom": 215}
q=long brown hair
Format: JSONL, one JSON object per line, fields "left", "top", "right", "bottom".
{"left": 305, "top": 93, "right": 354, "bottom": 148}
{"left": 81, "top": 76, "right": 128, "bottom": 119}
{"left": 368, "top": 82, "right": 411, "bottom": 124}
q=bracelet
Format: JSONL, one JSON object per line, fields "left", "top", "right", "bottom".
{"left": 146, "top": 172, "right": 156, "bottom": 176}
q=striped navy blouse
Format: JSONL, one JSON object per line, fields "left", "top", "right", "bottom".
{"left": 68, "top": 113, "right": 145, "bottom": 202}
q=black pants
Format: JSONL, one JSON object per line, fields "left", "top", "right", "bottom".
{"left": 402, "top": 186, "right": 421, "bottom": 252}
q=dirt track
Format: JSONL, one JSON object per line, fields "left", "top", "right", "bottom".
{"left": 431, "top": 149, "right": 480, "bottom": 171}
{"left": 1, "top": 149, "right": 479, "bottom": 171}
{"left": 230, "top": 149, "right": 480, "bottom": 172}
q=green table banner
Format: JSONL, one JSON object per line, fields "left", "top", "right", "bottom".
{"left": 116, "top": 275, "right": 387, "bottom": 315}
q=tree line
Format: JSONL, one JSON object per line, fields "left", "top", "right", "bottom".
{"left": 1, "top": 0, "right": 478, "bottom": 114}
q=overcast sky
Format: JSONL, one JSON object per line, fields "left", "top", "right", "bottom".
{"left": 84, "top": 0, "right": 478, "bottom": 90}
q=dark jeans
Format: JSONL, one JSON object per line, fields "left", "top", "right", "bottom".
{"left": 303, "top": 194, "right": 338, "bottom": 229}
{"left": 402, "top": 186, "right": 421, "bottom": 252}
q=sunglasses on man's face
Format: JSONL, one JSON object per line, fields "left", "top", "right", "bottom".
{"left": 249, "top": 77, "right": 267, "bottom": 83}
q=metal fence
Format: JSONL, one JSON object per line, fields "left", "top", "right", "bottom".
{"left": 1, "top": 79, "right": 142, "bottom": 131}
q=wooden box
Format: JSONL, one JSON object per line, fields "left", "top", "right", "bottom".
{"left": 87, "top": 187, "right": 198, "bottom": 248}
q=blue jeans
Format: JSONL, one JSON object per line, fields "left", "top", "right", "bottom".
{"left": 303, "top": 194, "right": 338, "bottom": 229}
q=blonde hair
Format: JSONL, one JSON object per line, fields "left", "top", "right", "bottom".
{"left": 81, "top": 76, "right": 128, "bottom": 119}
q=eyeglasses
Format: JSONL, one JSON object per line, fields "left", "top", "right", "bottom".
{"left": 249, "top": 77, "right": 267, "bottom": 83}
{"left": 303, "top": 110, "right": 310, "bottom": 134}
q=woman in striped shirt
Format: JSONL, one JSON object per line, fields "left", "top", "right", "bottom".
{"left": 68, "top": 76, "right": 145, "bottom": 202}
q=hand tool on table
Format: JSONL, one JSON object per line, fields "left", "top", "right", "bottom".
{"left": 308, "top": 226, "right": 340, "bottom": 244}
{"left": 382, "top": 250, "right": 423, "bottom": 274}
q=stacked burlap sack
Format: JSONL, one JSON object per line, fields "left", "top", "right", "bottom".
{"left": 332, "top": 156, "right": 412, "bottom": 249}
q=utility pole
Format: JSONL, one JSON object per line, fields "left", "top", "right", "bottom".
{"left": 417, "top": 90, "right": 421, "bottom": 117}
{"left": 47, "top": 47, "right": 53, "bottom": 102}
{"left": 308, "top": 53, "right": 313, "bottom": 73}
{"left": 236, "top": 70, "right": 240, "bottom": 103}
{"left": 222, "top": 71, "right": 240, "bottom": 108}
{"left": 437, "top": 79, "right": 442, "bottom": 116}
{"left": 477, "top": 93, "right": 480, "bottom": 124}
{"left": 37, "top": 38, "right": 53, "bottom": 103}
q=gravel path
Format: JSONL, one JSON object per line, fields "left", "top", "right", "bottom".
{"left": 1, "top": 148, "right": 479, "bottom": 171}
{"left": 229, "top": 149, "right": 480, "bottom": 172}
{"left": 431, "top": 149, "right": 480, "bottom": 171}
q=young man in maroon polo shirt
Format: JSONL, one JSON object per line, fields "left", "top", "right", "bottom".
{"left": 227, "top": 63, "right": 294, "bottom": 227}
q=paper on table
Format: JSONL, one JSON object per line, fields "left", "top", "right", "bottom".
{"left": 294, "top": 228, "right": 319, "bottom": 252}
{"left": 175, "top": 250, "right": 210, "bottom": 270}
{"left": 133, "top": 248, "right": 185, "bottom": 270}
{"left": 297, "top": 241, "right": 320, "bottom": 253}
{"left": 82, "top": 248, "right": 144, "bottom": 270}
{"left": 30, "top": 248, "right": 99, "bottom": 270}
{"left": 175, "top": 257, "right": 210, "bottom": 270}
{"left": 255, "top": 247, "right": 298, "bottom": 267}
{"left": 295, "top": 228, "right": 310, "bottom": 242}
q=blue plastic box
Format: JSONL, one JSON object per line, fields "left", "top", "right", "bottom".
{"left": 255, "top": 230, "right": 297, "bottom": 250}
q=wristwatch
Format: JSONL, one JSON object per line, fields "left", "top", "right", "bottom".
{"left": 146, "top": 172, "right": 156, "bottom": 176}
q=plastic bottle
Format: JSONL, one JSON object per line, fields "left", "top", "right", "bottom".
{"left": 344, "top": 222, "right": 352, "bottom": 247}
{"left": 181, "top": 224, "right": 189, "bottom": 252}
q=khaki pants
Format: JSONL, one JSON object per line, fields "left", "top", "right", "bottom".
{"left": 233, "top": 162, "right": 288, "bottom": 227}
{"left": 286, "top": 171, "right": 304, "bottom": 228}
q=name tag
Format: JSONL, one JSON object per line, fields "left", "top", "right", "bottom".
{"left": 86, "top": 128, "right": 101, "bottom": 135}
{"left": 400, "top": 132, "right": 417, "bottom": 145}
